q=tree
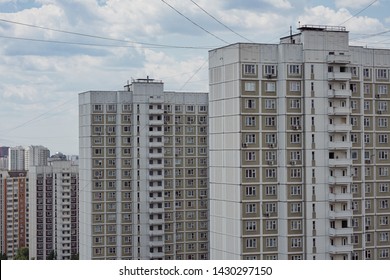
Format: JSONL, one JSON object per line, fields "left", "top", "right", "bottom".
{"left": 0, "top": 252, "right": 7, "bottom": 260}
{"left": 14, "top": 247, "right": 29, "bottom": 260}
{"left": 71, "top": 253, "right": 79, "bottom": 260}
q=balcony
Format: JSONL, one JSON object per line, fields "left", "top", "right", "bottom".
{"left": 328, "top": 89, "right": 351, "bottom": 98}
{"left": 149, "top": 207, "right": 164, "bottom": 214}
{"left": 149, "top": 252, "right": 164, "bottom": 259}
{"left": 149, "top": 141, "right": 163, "bottom": 148}
{"left": 149, "top": 230, "right": 164, "bottom": 236}
{"left": 149, "top": 109, "right": 164, "bottom": 115}
{"left": 149, "top": 152, "right": 163, "bottom": 159}
{"left": 150, "top": 240, "right": 164, "bottom": 247}
{"left": 149, "top": 175, "right": 164, "bottom": 181}
{"left": 149, "top": 120, "right": 164, "bottom": 126}
{"left": 329, "top": 176, "right": 352, "bottom": 184}
{"left": 328, "top": 107, "right": 352, "bottom": 115}
{"left": 328, "top": 124, "right": 352, "bottom": 132}
{"left": 328, "top": 72, "right": 352, "bottom": 81}
{"left": 328, "top": 141, "right": 352, "bottom": 149}
{"left": 329, "top": 193, "right": 353, "bottom": 202}
{"left": 327, "top": 54, "right": 351, "bottom": 64}
{"left": 149, "top": 130, "right": 164, "bottom": 137}
{"left": 329, "top": 227, "right": 353, "bottom": 236}
{"left": 149, "top": 163, "right": 164, "bottom": 169}
{"left": 329, "top": 158, "right": 352, "bottom": 166}
{"left": 149, "top": 219, "right": 164, "bottom": 226}
{"left": 149, "top": 196, "right": 164, "bottom": 203}
{"left": 329, "top": 244, "right": 353, "bottom": 254}
{"left": 329, "top": 210, "right": 353, "bottom": 219}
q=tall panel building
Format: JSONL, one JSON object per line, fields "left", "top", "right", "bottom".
{"left": 25, "top": 145, "right": 50, "bottom": 170}
{"left": 0, "top": 170, "right": 29, "bottom": 259}
{"left": 8, "top": 146, "right": 25, "bottom": 171}
{"left": 79, "top": 78, "right": 208, "bottom": 260}
{"left": 209, "top": 25, "right": 390, "bottom": 260}
{"left": 28, "top": 159, "right": 79, "bottom": 260}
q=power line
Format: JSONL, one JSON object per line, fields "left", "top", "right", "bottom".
{"left": 160, "top": 0, "right": 230, "bottom": 44}
{"left": 0, "top": 18, "right": 216, "bottom": 50}
{"left": 189, "top": 0, "right": 254, "bottom": 43}
{"left": 0, "top": 34, "right": 212, "bottom": 50}
{"left": 339, "top": 0, "right": 378, "bottom": 25}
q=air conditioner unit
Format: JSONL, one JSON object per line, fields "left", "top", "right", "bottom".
{"left": 365, "top": 226, "right": 369, "bottom": 230}
{"left": 268, "top": 144, "right": 275, "bottom": 148}
{"left": 267, "top": 161, "right": 274, "bottom": 165}
{"left": 365, "top": 160, "right": 371, "bottom": 164}
{"left": 267, "top": 74, "right": 272, "bottom": 79}
{"left": 376, "top": 94, "right": 380, "bottom": 98}
{"left": 377, "top": 111, "right": 382, "bottom": 114}
{"left": 264, "top": 213, "right": 269, "bottom": 217}
{"left": 242, "top": 143, "right": 248, "bottom": 148}
{"left": 290, "top": 161, "right": 296, "bottom": 165}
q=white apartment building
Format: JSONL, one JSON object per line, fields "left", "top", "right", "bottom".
{"left": 8, "top": 146, "right": 25, "bottom": 171}
{"left": 0, "top": 170, "right": 29, "bottom": 259}
{"left": 209, "top": 25, "right": 390, "bottom": 260}
{"left": 25, "top": 145, "right": 50, "bottom": 170}
{"left": 79, "top": 78, "right": 208, "bottom": 260}
{"left": 28, "top": 159, "right": 79, "bottom": 260}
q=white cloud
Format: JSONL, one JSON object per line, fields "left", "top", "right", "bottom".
{"left": 264, "top": 0, "right": 292, "bottom": 9}
{"left": 298, "top": 6, "right": 383, "bottom": 34}
{"left": 335, "top": 0, "right": 379, "bottom": 9}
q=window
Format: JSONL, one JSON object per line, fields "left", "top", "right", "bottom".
{"left": 364, "top": 134, "right": 370, "bottom": 144}
{"left": 291, "top": 238, "right": 302, "bottom": 248}
{"left": 290, "top": 185, "right": 301, "bottom": 196}
{"left": 265, "top": 203, "right": 276, "bottom": 214}
{"left": 363, "top": 101, "right": 369, "bottom": 111}
{"left": 380, "top": 199, "right": 389, "bottom": 209}
{"left": 290, "top": 116, "right": 301, "bottom": 126}
{"left": 245, "top": 116, "right": 256, "bottom": 126}
{"left": 244, "top": 64, "right": 256, "bottom": 75}
{"left": 246, "top": 238, "right": 257, "bottom": 248}
{"left": 377, "top": 69, "right": 388, "bottom": 79}
{"left": 351, "top": 66, "right": 358, "bottom": 77}
{"left": 246, "top": 221, "right": 257, "bottom": 231}
{"left": 199, "top": 105, "right": 207, "bottom": 112}
{"left": 290, "top": 99, "right": 301, "bottom": 109}
{"left": 265, "top": 237, "right": 277, "bottom": 248}
{"left": 363, "top": 68, "right": 370, "bottom": 79}
{"left": 288, "top": 64, "right": 301, "bottom": 75}
{"left": 378, "top": 101, "right": 388, "bottom": 112}
{"left": 290, "top": 134, "right": 301, "bottom": 144}
{"left": 378, "top": 134, "right": 388, "bottom": 143}
{"left": 245, "top": 99, "right": 256, "bottom": 109}
{"left": 379, "top": 183, "right": 389, "bottom": 193}
{"left": 265, "top": 185, "right": 276, "bottom": 196}
{"left": 379, "top": 150, "right": 388, "bottom": 160}
{"left": 378, "top": 85, "right": 388, "bottom": 95}
{"left": 265, "top": 99, "right": 276, "bottom": 109}
{"left": 290, "top": 81, "right": 301, "bottom": 92}
{"left": 246, "top": 203, "right": 257, "bottom": 213}
{"left": 245, "top": 169, "right": 257, "bottom": 178}
{"left": 290, "top": 168, "right": 301, "bottom": 178}
{"left": 364, "top": 117, "right": 370, "bottom": 127}
{"left": 378, "top": 118, "right": 388, "bottom": 127}
{"left": 380, "top": 249, "right": 389, "bottom": 259}
{"left": 265, "top": 220, "right": 277, "bottom": 230}
{"left": 186, "top": 105, "right": 194, "bottom": 112}
{"left": 380, "top": 216, "right": 389, "bottom": 225}
{"left": 379, "top": 167, "right": 389, "bottom": 177}
{"left": 246, "top": 151, "right": 256, "bottom": 161}
{"left": 245, "top": 134, "right": 256, "bottom": 144}
{"left": 265, "top": 82, "right": 276, "bottom": 92}
{"left": 245, "top": 186, "right": 256, "bottom": 196}
{"left": 265, "top": 133, "right": 277, "bottom": 144}
{"left": 291, "top": 220, "right": 302, "bottom": 230}
{"left": 264, "top": 65, "right": 276, "bottom": 76}
{"left": 245, "top": 82, "right": 256, "bottom": 91}
{"left": 291, "top": 203, "right": 302, "bottom": 213}
{"left": 265, "top": 117, "right": 276, "bottom": 127}
{"left": 265, "top": 168, "right": 276, "bottom": 178}
{"left": 265, "top": 151, "right": 276, "bottom": 161}
{"left": 380, "top": 232, "right": 389, "bottom": 242}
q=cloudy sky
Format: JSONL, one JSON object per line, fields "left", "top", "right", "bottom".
{"left": 0, "top": 0, "right": 389, "bottom": 155}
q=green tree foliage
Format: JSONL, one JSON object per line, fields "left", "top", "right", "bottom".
{"left": 14, "top": 248, "right": 29, "bottom": 260}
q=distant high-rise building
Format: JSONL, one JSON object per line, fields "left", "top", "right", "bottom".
{"left": 209, "top": 25, "right": 390, "bottom": 260}
{"left": 28, "top": 159, "right": 79, "bottom": 260}
{"left": 25, "top": 145, "right": 50, "bottom": 170}
{"left": 79, "top": 78, "right": 209, "bottom": 260}
{"left": 0, "top": 146, "right": 9, "bottom": 157}
{"left": 8, "top": 146, "right": 25, "bottom": 171}
{"left": 0, "top": 170, "right": 29, "bottom": 259}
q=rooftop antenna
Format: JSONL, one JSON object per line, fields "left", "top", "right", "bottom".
{"left": 290, "top": 25, "right": 293, "bottom": 43}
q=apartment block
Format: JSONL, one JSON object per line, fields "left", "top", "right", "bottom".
{"left": 0, "top": 170, "right": 29, "bottom": 259}
{"left": 8, "top": 146, "right": 25, "bottom": 171}
{"left": 209, "top": 25, "right": 390, "bottom": 260}
{"left": 79, "top": 78, "right": 208, "bottom": 260}
{"left": 28, "top": 158, "right": 79, "bottom": 260}
{"left": 25, "top": 145, "right": 50, "bottom": 170}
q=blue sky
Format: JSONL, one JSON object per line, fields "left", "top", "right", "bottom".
{"left": 0, "top": 0, "right": 389, "bottom": 155}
